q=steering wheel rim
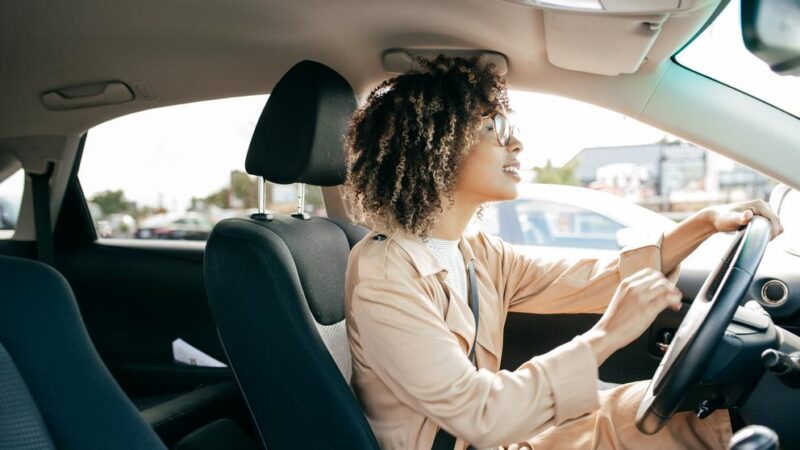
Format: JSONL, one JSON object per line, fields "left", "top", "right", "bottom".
{"left": 635, "top": 216, "right": 772, "bottom": 434}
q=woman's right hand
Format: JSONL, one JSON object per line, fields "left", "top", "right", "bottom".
{"left": 581, "top": 268, "right": 682, "bottom": 365}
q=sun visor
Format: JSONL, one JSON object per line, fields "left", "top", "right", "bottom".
{"left": 543, "top": 11, "right": 669, "bottom": 75}
{"left": 506, "top": 0, "right": 720, "bottom": 75}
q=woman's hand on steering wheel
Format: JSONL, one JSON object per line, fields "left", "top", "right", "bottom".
{"left": 582, "top": 269, "right": 682, "bottom": 366}
{"left": 704, "top": 200, "right": 784, "bottom": 239}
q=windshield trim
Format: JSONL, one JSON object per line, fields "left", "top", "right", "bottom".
{"left": 670, "top": 0, "right": 799, "bottom": 120}
{"left": 670, "top": 56, "right": 800, "bottom": 121}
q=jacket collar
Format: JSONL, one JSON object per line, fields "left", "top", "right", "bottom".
{"left": 373, "top": 227, "right": 500, "bottom": 366}
{"left": 374, "top": 227, "right": 477, "bottom": 278}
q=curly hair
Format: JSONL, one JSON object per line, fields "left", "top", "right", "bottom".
{"left": 344, "top": 55, "right": 511, "bottom": 238}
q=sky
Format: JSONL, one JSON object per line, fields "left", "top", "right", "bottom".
{"left": 68, "top": 0, "right": 798, "bottom": 212}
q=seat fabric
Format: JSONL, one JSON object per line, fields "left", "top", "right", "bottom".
{"left": 0, "top": 343, "right": 55, "bottom": 450}
{"left": 205, "top": 215, "right": 374, "bottom": 449}
{"left": 0, "top": 255, "right": 166, "bottom": 450}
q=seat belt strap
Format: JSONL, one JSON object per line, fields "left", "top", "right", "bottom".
{"left": 432, "top": 259, "right": 479, "bottom": 450}
{"left": 30, "top": 163, "right": 55, "bottom": 265}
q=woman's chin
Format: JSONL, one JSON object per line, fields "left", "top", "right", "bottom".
{"left": 487, "top": 187, "right": 519, "bottom": 202}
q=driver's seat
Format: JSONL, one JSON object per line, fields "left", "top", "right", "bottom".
{"left": 204, "top": 60, "right": 379, "bottom": 449}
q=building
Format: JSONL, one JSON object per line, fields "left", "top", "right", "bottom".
{"left": 566, "top": 139, "right": 773, "bottom": 211}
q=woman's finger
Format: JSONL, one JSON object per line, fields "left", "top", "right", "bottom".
{"left": 748, "top": 201, "right": 784, "bottom": 238}
{"left": 739, "top": 209, "right": 754, "bottom": 225}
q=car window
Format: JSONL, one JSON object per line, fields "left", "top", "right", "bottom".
{"left": 474, "top": 91, "right": 774, "bottom": 253}
{"left": 0, "top": 165, "right": 24, "bottom": 239}
{"left": 80, "top": 95, "right": 326, "bottom": 241}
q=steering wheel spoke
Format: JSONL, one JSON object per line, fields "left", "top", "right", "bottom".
{"left": 636, "top": 217, "right": 774, "bottom": 434}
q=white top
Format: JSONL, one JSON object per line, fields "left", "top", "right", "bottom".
{"left": 424, "top": 237, "right": 468, "bottom": 302}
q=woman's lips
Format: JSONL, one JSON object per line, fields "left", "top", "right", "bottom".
{"left": 502, "top": 165, "right": 521, "bottom": 180}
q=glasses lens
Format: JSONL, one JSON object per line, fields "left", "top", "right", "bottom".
{"left": 493, "top": 113, "right": 510, "bottom": 146}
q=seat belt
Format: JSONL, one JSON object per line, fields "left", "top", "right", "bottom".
{"left": 29, "top": 163, "right": 55, "bottom": 266}
{"left": 431, "top": 259, "right": 479, "bottom": 450}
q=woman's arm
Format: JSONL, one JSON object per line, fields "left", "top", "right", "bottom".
{"left": 479, "top": 231, "right": 677, "bottom": 316}
{"left": 661, "top": 200, "right": 784, "bottom": 275}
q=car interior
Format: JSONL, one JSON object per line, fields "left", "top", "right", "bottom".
{"left": 1, "top": 0, "right": 800, "bottom": 449}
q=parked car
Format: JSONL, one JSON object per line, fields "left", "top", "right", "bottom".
{"left": 480, "top": 184, "right": 675, "bottom": 257}
{"left": 0, "top": 195, "right": 19, "bottom": 230}
{"left": 134, "top": 212, "right": 213, "bottom": 240}
{"left": 95, "top": 213, "right": 138, "bottom": 239}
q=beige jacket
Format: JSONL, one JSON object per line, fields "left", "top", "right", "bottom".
{"left": 344, "top": 228, "right": 678, "bottom": 450}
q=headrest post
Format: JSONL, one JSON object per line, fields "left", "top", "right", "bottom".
{"left": 291, "top": 183, "right": 311, "bottom": 220}
{"left": 258, "top": 177, "right": 267, "bottom": 214}
{"left": 249, "top": 176, "right": 273, "bottom": 222}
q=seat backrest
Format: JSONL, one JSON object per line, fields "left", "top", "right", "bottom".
{"left": 0, "top": 255, "right": 166, "bottom": 450}
{"left": 204, "top": 60, "right": 378, "bottom": 450}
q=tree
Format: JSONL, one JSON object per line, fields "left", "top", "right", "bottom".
{"left": 230, "top": 170, "right": 260, "bottom": 208}
{"left": 198, "top": 170, "right": 264, "bottom": 210}
{"left": 203, "top": 188, "right": 231, "bottom": 209}
{"left": 90, "top": 189, "right": 136, "bottom": 216}
{"left": 304, "top": 185, "right": 324, "bottom": 212}
{"left": 533, "top": 159, "right": 579, "bottom": 186}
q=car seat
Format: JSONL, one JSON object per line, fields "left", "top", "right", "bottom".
{"left": 203, "top": 60, "right": 379, "bottom": 450}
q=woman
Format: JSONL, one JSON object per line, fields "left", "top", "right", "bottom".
{"left": 343, "top": 55, "right": 782, "bottom": 450}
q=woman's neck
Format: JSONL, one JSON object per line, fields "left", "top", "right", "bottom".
{"left": 429, "top": 193, "right": 480, "bottom": 240}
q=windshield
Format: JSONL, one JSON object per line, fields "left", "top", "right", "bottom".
{"left": 675, "top": 0, "right": 800, "bottom": 118}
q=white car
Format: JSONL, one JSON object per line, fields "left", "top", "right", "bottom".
{"left": 479, "top": 184, "right": 675, "bottom": 258}
{"left": 479, "top": 183, "right": 731, "bottom": 268}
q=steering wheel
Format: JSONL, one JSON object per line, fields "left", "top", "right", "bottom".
{"left": 635, "top": 216, "right": 772, "bottom": 434}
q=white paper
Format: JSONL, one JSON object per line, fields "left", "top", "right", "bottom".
{"left": 172, "top": 338, "right": 227, "bottom": 367}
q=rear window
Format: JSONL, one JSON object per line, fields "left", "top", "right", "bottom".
{"left": 80, "top": 95, "right": 326, "bottom": 241}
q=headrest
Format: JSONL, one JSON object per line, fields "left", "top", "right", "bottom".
{"left": 245, "top": 60, "right": 357, "bottom": 186}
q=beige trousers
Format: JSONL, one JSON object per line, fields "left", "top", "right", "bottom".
{"left": 510, "top": 381, "right": 732, "bottom": 450}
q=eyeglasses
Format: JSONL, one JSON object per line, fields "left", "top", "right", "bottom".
{"left": 482, "top": 112, "right": 517, "bottom": 147}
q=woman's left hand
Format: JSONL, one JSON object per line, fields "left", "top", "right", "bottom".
{"left": 704, "top": 199, "right": 784, "bottom": 239}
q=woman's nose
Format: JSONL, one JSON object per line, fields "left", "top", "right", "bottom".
{"left": 507, "top": 134, "right": 523, "bottom": 154}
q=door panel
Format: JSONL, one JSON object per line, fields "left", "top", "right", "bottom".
{"left": 52, "top": 177, "right": 258, "bottom": 445}
{"left": 57, "top": 240, "right": 230, "bottom": 396}
{"left": 501, "top": 306, "right": 690, "bottom": 384}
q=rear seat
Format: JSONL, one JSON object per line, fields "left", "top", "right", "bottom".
{"left": 0, "top": 254, "right": 259, "bottom": 449}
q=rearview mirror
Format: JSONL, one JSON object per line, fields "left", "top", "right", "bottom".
{"left": 741, "top": 0, "right": 800, "bottom": 76}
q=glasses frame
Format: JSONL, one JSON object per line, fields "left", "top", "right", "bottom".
{"left": 481, "top": 112, "right": 516, "bottom": 147}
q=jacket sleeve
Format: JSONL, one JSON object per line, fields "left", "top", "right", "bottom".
{"left": 492, "top": 232, "right": 680, "bottom": 315}
{"left": 348, "top": 276, "right": 601, "bottom": 448}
